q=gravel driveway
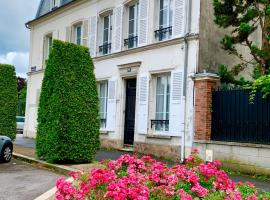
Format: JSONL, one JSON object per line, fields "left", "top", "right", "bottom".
{"left": 0, "top": 159, "right": 62, "bottom": 200}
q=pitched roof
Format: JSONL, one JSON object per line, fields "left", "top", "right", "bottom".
{"left": 36, "top": 0, "right": 74, "bottom": 18}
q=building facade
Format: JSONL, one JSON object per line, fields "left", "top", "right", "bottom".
{"left": 25, "top": 0, "right": 202, "bottom": 161}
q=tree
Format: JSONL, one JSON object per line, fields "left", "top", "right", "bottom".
{"left": 0, "top": 64, "right": 18, "bottom": 140}
{"left": 213, "top": 1, "right": 270, "bottom": 78}
{"left": 18, "top": 82, "right": 27, "bottom": 116}
{"left": 36, "top": 40, "right": 100, "bottom": 163}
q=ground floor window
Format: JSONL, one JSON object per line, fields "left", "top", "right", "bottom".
{"left": 98, "top": 81, "right": 108, "bottom": 129}
{"left": 155, "top": 74, "right": 171, "bottom": 132}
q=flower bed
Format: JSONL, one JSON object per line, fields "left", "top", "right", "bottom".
{"left": 55, "top": 150, "right": 270, "bottom": 200}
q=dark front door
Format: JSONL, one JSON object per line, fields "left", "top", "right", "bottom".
{"left": 124, "top": 78, "right": 137, "bottom": 145}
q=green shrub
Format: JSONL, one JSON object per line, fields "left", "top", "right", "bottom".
{"left": 0, "top": 64, "right": 18, "bottom": 140}
{"left": 36, "top": 40, "right": 100, "bottom": 163}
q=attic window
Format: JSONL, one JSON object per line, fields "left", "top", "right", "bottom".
{"left": 51, "top": 0, "right": 60, "bottom": 11}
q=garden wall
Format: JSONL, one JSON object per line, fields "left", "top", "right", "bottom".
{"left": 195, "top": 140, "right": 270, "bottom": 176}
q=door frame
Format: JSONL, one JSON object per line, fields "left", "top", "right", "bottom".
{"left": 120, "top": 76, "right": 138, "bottom": 147}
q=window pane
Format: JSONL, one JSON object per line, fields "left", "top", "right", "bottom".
{"left": 129, "top": 5, "right": 135, "bottom": 20}
{"left": 104, "top": 16, "right": 109, "bottom": 29}
{"left": 99, "top": 82, "right": 108, "bottom": 128}
{"left": 155, "top": 74, "right": 171, "bottom": 132}
{"left": 129, "top": 20, "right": 135, "bottom": 36}
{"left": 76, "top": 26, "right": 81, "bottom": 45}
{"left": 103, "top": 29, "right": 109, "bottom": 43}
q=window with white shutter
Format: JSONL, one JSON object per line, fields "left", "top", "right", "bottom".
{"left": 113, "top": 6, "right": 123, "bottom": 52}
{"left": 90, "top": 16, "right": 97, "bottom": 57}
{"left": 99, "top": 14, "right": 113, "bottom": 55}
{"left": 154, "top": 74, "right": 171, "bottom": 132}
{"left": 137, "top": 75, "right": 149, "bottom": 134}
{"left": 154, "top": 0, "right": 173, "bottom": 41}
{"left": 124, "top": 2, "right": 139, "bottom": 49}
{"left": 82, "top": 19, "right": 89, "bottom": 47}
{"left": 106, "top": 79, "right": 117, "bottom": 132}
{"left": 43, "top": 33, "right": 53, "bottom": 67}
{"left": 74, "top": 24, "right": 82, "bottom": 45}
{"left": 65, "top": 26, "right": 71, "bottom": 42}
{"left": 98, "top": 81, "right": 108, "bottom": 129}
{"left": 138, "top": 0, "right": 149, "bottom": 46}
{"left": 169, "top": 70, "right": 185, "bottom": 136}
{"left": 172, "top": 0, "right": 185, "bottom": 38}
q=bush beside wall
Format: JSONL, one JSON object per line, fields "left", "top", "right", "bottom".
{"left": 36, "top": 40, "right": 100, "bottom": 163}
{"left": 0, "top": 64, "right": 18, "bottom": 140}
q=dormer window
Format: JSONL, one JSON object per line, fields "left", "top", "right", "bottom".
{"left": 51, "top": 0, "right": 60, "bottom": 11}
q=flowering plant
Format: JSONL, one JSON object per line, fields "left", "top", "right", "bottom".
{"left": 55, "top": 150, "right": 270, "bottom": 200}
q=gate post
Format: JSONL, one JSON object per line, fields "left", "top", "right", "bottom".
{"left": 192, "top": 73, "right": 220, "bottom": 141}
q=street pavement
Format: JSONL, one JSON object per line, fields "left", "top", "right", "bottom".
{"left": 0, "top": 159, "right": 62, "bottom": 200}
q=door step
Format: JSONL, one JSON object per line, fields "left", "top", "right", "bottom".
{"left": 120, "top": 145, "right": 134, "bottom": 152}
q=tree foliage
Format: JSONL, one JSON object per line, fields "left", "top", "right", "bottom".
{"left": 0, "top": 64, "right": 18, "bottom": 140}
{"left": 213, "top": 0, "right": 270, "bottom": 95}
{"left": 36, "top": 40, "right": 100, "bottom": 163}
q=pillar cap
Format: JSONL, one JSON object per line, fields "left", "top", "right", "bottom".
{"left": 190, "top": 72, "right": 220, "bottom": 81}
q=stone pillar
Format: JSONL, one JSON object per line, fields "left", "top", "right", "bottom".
{"left": 192, "top": 73, "right": 220, "bottom": 141}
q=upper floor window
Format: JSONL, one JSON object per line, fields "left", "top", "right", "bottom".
{"left": 154, "top": 74, "right": 171, "bottom": 132}
{"left": 155, "top": 0, "right": 173, "bottom": 41}
{"left": 98, "top": 81, "right": 108, "bottom": 129}
{"left": 50, "top": 0, "right": 60, "bottom": 10}
{"left": 124, "top": 2, "right": 139, "bottom": 49}
{"left": 74, "top": 23, "right": 82, "bottom": 45}
{"left": 99, "top": 14, "right": 112, "bottom": 55}
{"left": 43, "top": 33, "right": 53, "bottom": 66}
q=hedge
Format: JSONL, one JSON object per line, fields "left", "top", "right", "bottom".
{"left": 0, "top": 64, "right": 18, "bottom": 140}
{"left": 36, "top": 40, "right": 100, "bottom": 163}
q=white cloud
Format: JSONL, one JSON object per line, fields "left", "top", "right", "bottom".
{"left": 0, "top": 52, "right": 29, "bottom": 78}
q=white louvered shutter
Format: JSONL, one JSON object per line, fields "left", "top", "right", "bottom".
{"left": 82, "top": 19, "right": 89, "bottom": 47}
{"left": 172, "top": 0, "right": 186, "bottom": 38}
{"left": 113, "top": 6, "right": 123, "bottom": 52}
{"left": 137, "top": 75, "right": 149, "bottom": 134}
{"left": 169, "top": 70, "right": 185, "bottom": 136}
{"left": 106, "top": 79, "right": 117, "bottom": 132}
{"left": 66, "top": 26, "right": 72, "bottom": 42}
{"left": 89, "top": 16, "right": 98, "bottom": 57}
{"left": 138, "top": 0, "right": 149, "bottom": 46}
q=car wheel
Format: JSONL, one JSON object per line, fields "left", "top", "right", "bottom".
{"left": 1, "top": 144, "right": 13, "bottom": 163}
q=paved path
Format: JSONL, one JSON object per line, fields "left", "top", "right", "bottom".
{"left": 0, "top": 159, "right": 61, "bottom": 200}
{"left": 14, "top": 135, "right": 270, "bottom": 192}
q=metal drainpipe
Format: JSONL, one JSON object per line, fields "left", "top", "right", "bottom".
{"left": 181, "top": 0, "right": 192, "bottom": 163}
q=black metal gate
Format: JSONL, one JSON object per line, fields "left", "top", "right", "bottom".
{"left": 212, "top": 90, "right": 270, "bottom": 144}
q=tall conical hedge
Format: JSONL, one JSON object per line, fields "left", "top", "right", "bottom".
{"left": 0, "top": 64, "right": 17, "bottom": 140}
{"left": 36, "top": 40, "right": 100, "bottom": 163}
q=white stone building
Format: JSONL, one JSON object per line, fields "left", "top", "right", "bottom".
{"left": 24, "top": 0, "right": 204, "bottom": 161}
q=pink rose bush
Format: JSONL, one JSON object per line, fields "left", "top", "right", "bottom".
{"left": 55, "top": 150, "right": 270, "bottom": 200}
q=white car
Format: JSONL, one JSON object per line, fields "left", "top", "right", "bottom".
{"left": 16, "top": 116, "right": 25, "bottom": 134}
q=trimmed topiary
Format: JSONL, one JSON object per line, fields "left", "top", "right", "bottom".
{"left": 36, "top": 40, "right": 100, "bottom": 163}
{"left": 0, "top": 64, "right": 18, "bottom": 140}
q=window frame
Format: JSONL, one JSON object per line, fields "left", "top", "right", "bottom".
{"left": 159, "top": 0, "right": 173, "bottom": 29}
{"left": 154, "top": 73, "right": 171, "bottom": 133}
{"left": 74, "top": 23, "right": 82, "bottom": 45}
{"left": 98, "top": 81, "right": 108, "bottom": 130}
{"left": 43, "top": 33, "right": 53, "bottom": 67}
{"left": 103, "top": 14, "right": 112, "bottom": 45}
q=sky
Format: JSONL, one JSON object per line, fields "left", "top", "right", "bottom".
{"left": 0, "top": 0, "right": 40, "bottom": 78}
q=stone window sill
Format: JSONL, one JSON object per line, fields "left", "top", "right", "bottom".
{"left": 146, "top": 134, "right": 171, "bottom": 140}
{"left": 100, "top": 130, "right": 109, "bottom": 135}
